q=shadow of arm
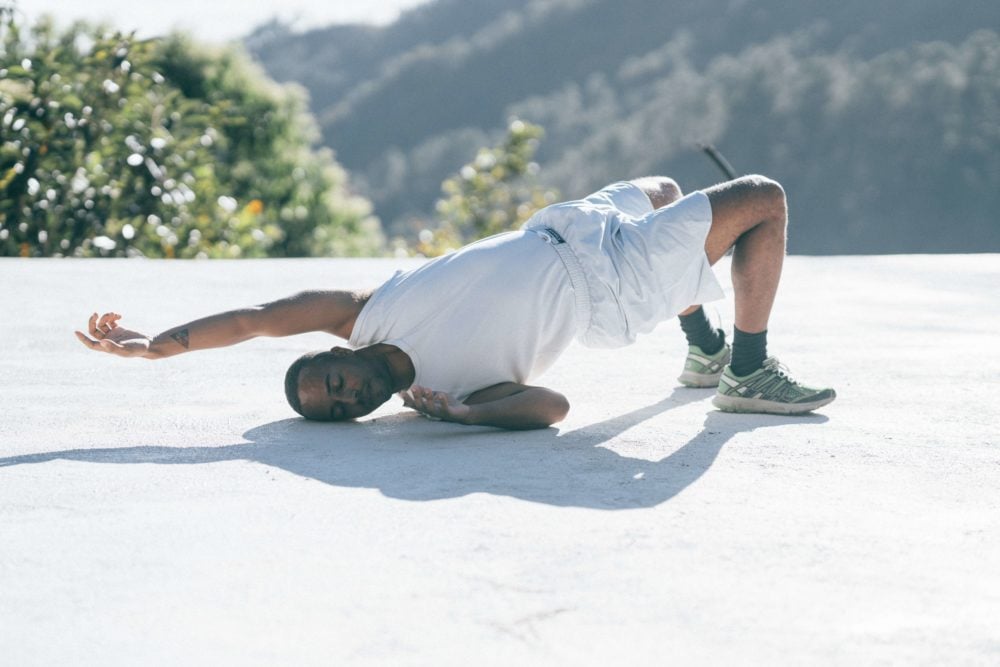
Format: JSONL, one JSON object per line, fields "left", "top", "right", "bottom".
{"left": 0, "top": 444, "right": 249, "bottom": 468}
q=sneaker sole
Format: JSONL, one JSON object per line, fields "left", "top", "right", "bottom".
{"left": 678, "top": 370, "right": 724, "bottom": 388}
{"left": 712, "top": 391, "right": 836, "bottom": 415}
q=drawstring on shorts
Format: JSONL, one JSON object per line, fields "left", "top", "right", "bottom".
{"left": 533, "top": 227, "right": 592, "bottom": 336}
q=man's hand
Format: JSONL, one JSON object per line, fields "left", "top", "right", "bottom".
{"left": 399, "top": 382, "right": 569, "bottom": 430}
{"left": 75, "top": 312, "right": 153, "bottom": 358}
{"left": 399, "top": 386, "right": 472, "bottom": 424}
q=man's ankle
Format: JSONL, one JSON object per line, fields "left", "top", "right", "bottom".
{"left": 678, "top": 307, "right": 724, "bottom": 355}
{"left": 730, "top": 327, "right": 767, "bottom": 376}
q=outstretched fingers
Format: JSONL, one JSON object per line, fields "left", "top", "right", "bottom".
{"left": 78, "top": 311, "right": 123, "bottom": 352}
{"left": 94, "top": 312, "right": 121, "bottom": 335}
{"left": 75, "top": 329, "right": 122, "bottom": 353}
{"left": 75, "top": 329, "right": 101, "bottom": 350}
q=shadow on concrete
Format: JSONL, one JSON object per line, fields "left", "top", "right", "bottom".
{"left": 0, "top": 388, "right": 827, "bottom": 510}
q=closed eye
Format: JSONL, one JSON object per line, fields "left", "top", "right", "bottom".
{"left": 324, "top": 375, "right": 345, "bottom": 395}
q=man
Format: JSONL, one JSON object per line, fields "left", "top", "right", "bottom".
{"left": 76, "top": 175, "right": 835, "bottom": 430}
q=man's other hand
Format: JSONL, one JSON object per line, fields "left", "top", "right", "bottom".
{"left": 399, "top": 386, "right": 472, "bottom": 424}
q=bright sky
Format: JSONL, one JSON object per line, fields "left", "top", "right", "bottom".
{"left": 17, "top": 0, "right": 433, "bottom": 42}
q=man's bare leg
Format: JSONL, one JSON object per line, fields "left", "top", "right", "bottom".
{"left": 693, "top": 175, "right": 835, "bottom": 413}
{"left": 640, "top": 173, "right": 833, "bottom": 411}
{"left": 628, "top": 176, "right": 731, "bottom": 385}
{"left": 631, "top": 173, "right": 787, "bottom": 328}
{"left": 702, "top": 175, "right": 787, "bottom": 334}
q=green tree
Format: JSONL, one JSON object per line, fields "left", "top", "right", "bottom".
{"left": 0, "top": 10, "right": 382, "bottom": 258}
{"left": 416, "top": 119, "right": 557, "bottom": 256}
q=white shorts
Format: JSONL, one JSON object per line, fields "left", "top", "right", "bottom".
{"left": 523, "top": 182, "right": 724, "bottom": 348}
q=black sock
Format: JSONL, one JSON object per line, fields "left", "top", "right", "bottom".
{"left": 678, "top": 307, "right": 724, "bottom": 355}
{"left": 731, "top": 327, "right": 768, "bottom": 376}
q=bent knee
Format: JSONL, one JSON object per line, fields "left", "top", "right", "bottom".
{"left": 546, "top": 392, "right": 571, "bottom": 426}
{"left": 632, "top": 176, "right": 683, "bottom": 208}
{"left": 660, "top": 178, "right": 682, "bottom": 204}
{"left": 739, "top": 174, "right": 786, "bottom": 220}
{"left": 739, "top": 174, "right": 784, "bottom": 198}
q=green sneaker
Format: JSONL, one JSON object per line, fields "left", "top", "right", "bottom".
{"left": 678, "top": 337, "right": 732, "bottom": 388}
{"left": 712, "top": 357, "right": 836, "bottom": 415}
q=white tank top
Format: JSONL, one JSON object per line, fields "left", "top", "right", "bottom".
{"left": 349, "top": 230, "right": 576, "bottom": 401}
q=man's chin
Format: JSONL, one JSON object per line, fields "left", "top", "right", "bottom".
{"left": 357, "top": 394, "right": 388, "bottom": 417}
{"left": 368, "top": 394, "right": 391, "bottom": 413}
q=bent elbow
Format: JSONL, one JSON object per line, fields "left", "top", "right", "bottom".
{"left": 543, "top": 392, "right": 570, "bottom": 427}
{"left": 508, "top": 392, "right": 570, "bottom": 430}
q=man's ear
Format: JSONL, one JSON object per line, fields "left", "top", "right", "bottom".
{"left": 329, "top": 346, "right": 353, "bottom": 357}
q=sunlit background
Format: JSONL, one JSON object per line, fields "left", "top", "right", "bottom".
{"left": 3, "top": 0, "right": 999, "bottom": 258}
{"left": 18, "top": 0, "right": 432, "bottom": 42}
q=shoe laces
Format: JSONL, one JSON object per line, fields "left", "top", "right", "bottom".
{"left": 763, "top": 357, "right": 798, "bottom": 384}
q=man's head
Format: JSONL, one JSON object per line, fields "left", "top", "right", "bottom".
{"left": 284, "top": 347, "right": 394, "bottom": 421}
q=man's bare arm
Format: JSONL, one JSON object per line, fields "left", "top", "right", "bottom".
{"left": 75, "top": 290, "right": 368, "bottom": 359}
{"left": 400, "top": 383, "right": 569, "bottom": 430}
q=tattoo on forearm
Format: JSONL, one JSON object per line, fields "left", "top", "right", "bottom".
{"left": 170, "top": 328, "right": 190, "bottom": 349}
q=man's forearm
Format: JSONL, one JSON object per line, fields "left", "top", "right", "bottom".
{"left": 464, "top": 388, "right": 569, "bottom": 430}
{"left": 145, "top": 309, "right": 258, "bottom": 359}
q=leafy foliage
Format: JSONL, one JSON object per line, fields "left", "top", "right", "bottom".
{"left": 0, "top": 10, "right": 382, "bottom": 258}
{"left": 413, "top": 119, "right": 557, "bottom": 256}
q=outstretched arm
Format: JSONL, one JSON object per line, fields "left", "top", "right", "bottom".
{"left": 75, "top": 290, "right": 368, "bottom": 359}
{"left": 400, "top": 382, "right": 569, "bottom": 430}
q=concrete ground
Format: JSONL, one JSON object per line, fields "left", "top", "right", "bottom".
{"left": 1, "top": 254, "right": 998, "bottom": 665}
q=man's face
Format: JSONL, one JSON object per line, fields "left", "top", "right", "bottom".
{"left": 296, "top": 351, "right": 394, "bottom": 421}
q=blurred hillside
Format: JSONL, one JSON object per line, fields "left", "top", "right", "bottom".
{"left": 247, "top": 0, "right": 1000, "bottom": 254}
